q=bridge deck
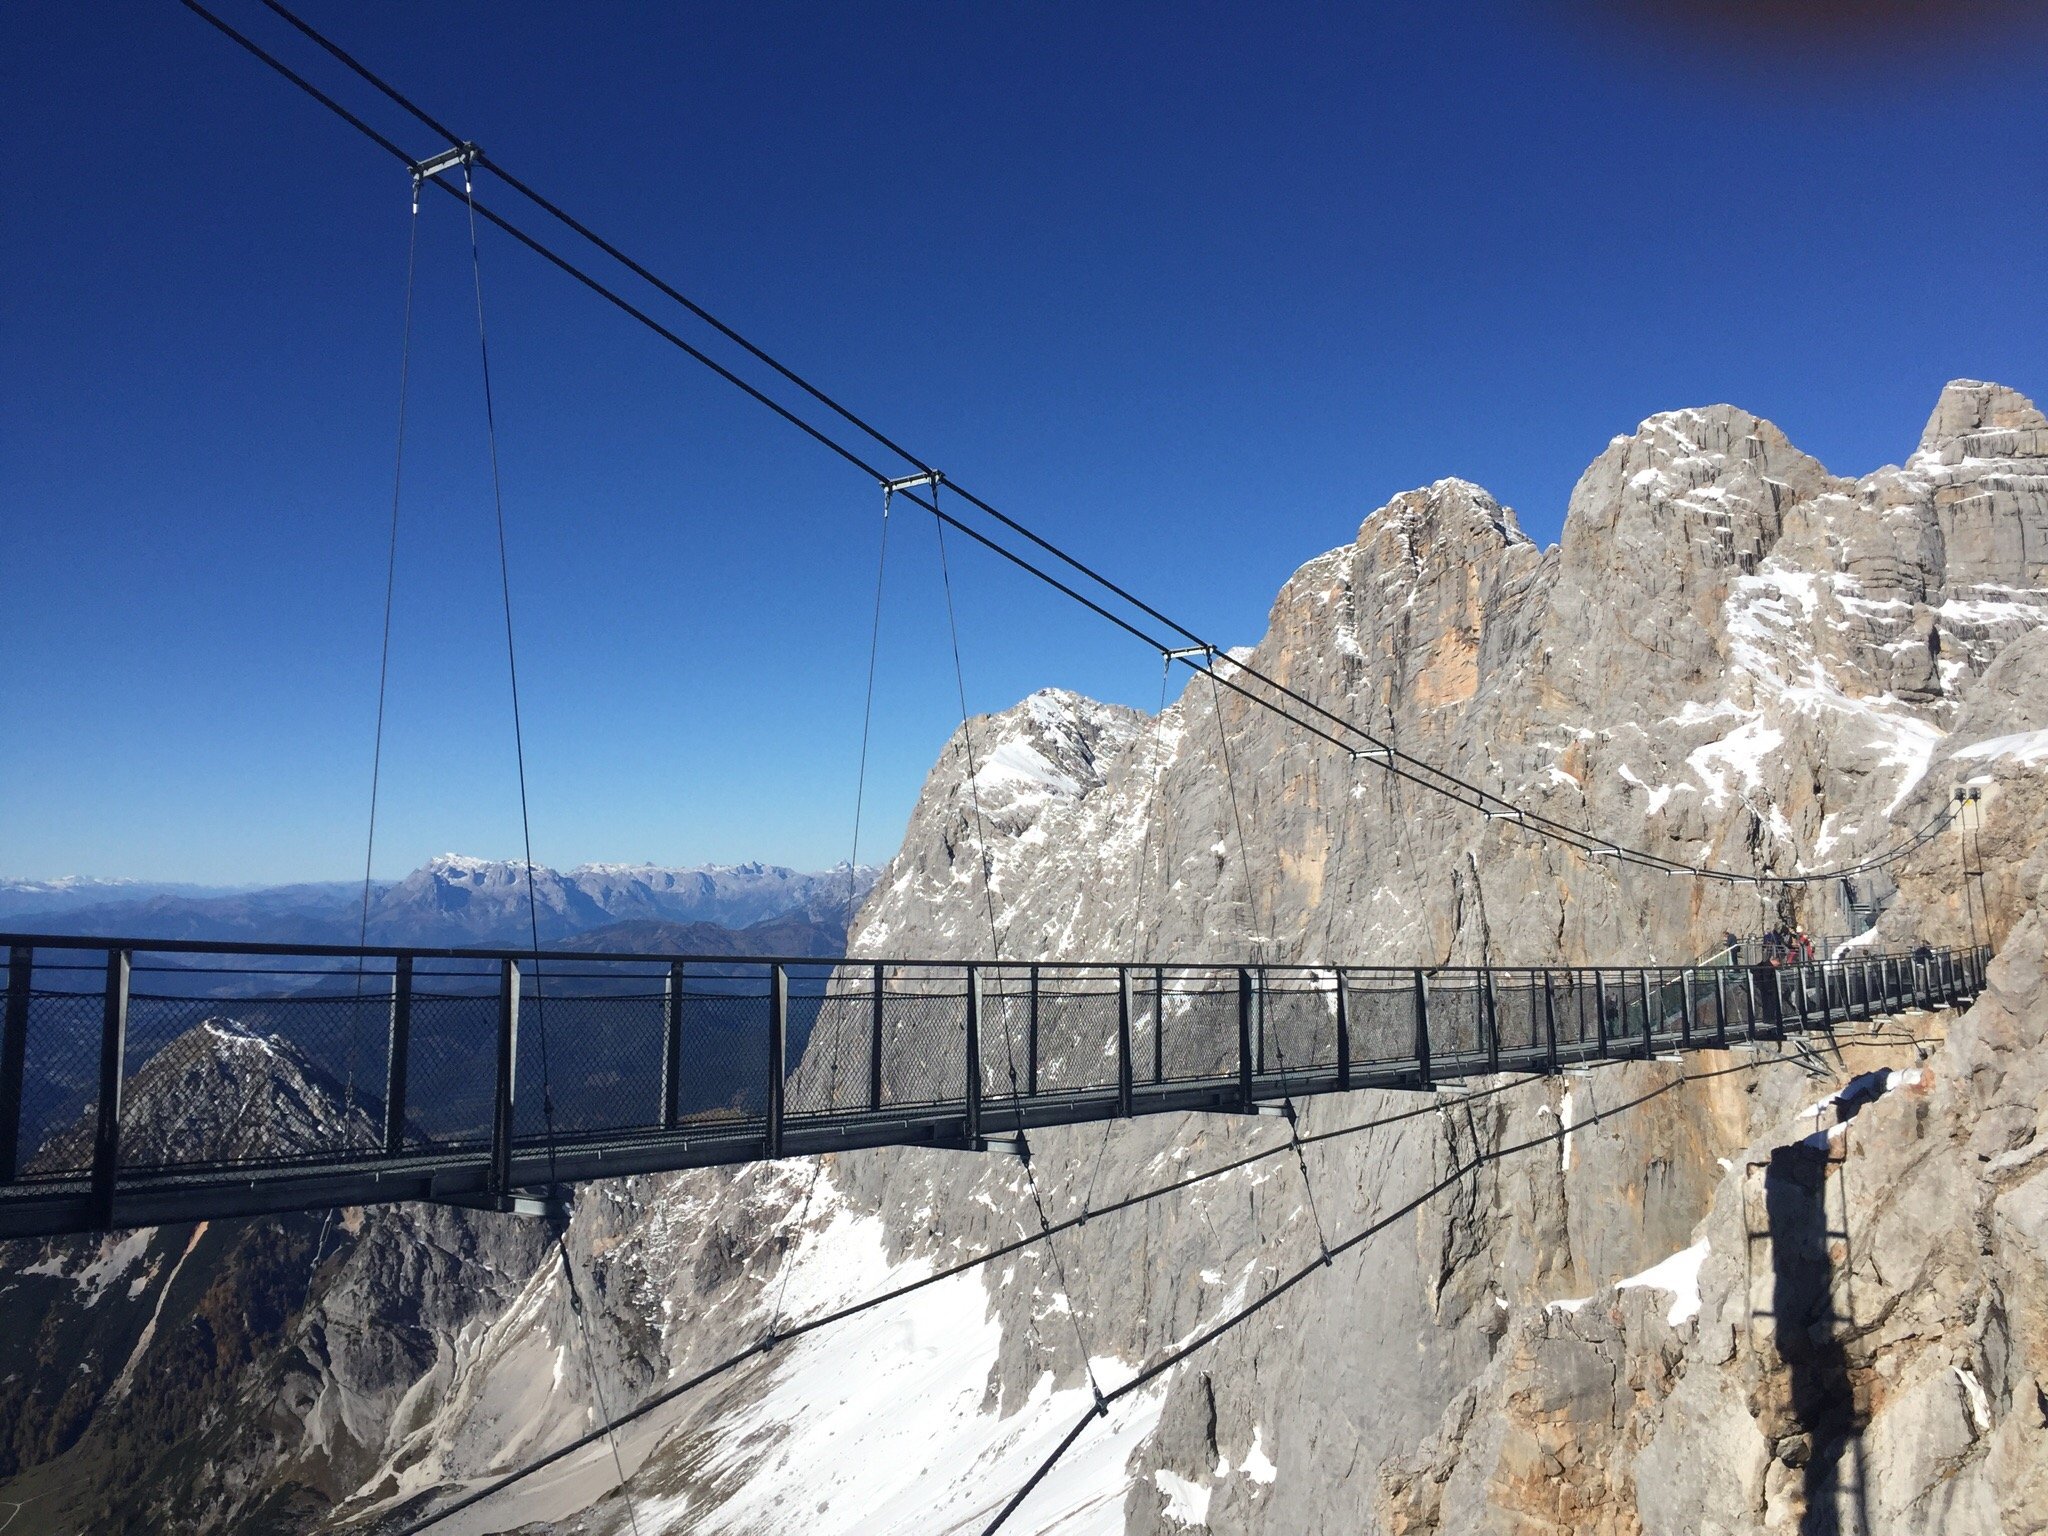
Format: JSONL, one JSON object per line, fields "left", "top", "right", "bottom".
{"left": 0, "top": 934, "right": 1986, "bottom": 1239}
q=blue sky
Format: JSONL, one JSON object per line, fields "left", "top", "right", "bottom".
{"left": 4, "top": 1, "right": 2044, "bottom": 885}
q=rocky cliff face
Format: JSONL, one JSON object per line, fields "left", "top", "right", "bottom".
{"left": 3, "top": 381, "right": 2044, "bottom": 1534}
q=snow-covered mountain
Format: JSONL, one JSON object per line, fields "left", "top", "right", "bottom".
{"left": 0, "top": 858, "right": 879, "bottom": 948}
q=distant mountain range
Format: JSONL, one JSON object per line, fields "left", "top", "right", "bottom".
{"left": 0, "top": 855, "right": 879, "bottom": 948}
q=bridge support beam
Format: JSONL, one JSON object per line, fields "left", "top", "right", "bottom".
{"left": 490, "top": 959, "right": 519, "bottom": 1200}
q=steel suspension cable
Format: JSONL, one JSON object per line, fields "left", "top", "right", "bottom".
{"left": 931, "top": 485, "right": 1111, "bottom": 1412}
{"left": 181, "top": 0, "right": 1967, "bottom": 892}
{"left": 460, "top": 160, "right": 644, "bottom": 1536}
{"left": 1203, "top": 665, "right": 1333, "bottom": 1263}
{"left": 764, "top": 489, "right": 897, "bottom": 1345}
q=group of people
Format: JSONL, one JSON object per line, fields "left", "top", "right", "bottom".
{"left": 1724, "top": 929, "right": 1817, "bottom": 966}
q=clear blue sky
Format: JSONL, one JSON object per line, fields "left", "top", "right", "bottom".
{"left": 4, "top": 1, "right": 2043, "bottom": 885}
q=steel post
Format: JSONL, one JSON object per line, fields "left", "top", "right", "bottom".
{"left": 964, "top": 965, "right": 982, "bottom": 1145}
{"left": 1413, "top": 969, "right": 1432, "bottom": 1088}
{"left": 869, "top": 962, "right": 885, "bottom": 1111}
{"left": 490, "top": 959, "right": 519, "bottom": 1199}
{"left": 0, "top": 946, "right": 30, "bottom": 1184}
{"left": 1152, "top": 965, "right": 1165, "bottom": 1085}
{"left": 766, "top": 964, "right": 788, "bottom": 1157}
{"left": 1594, "top": 970, "right": 1608, "bottom": 1059}
{"left": 1542, "top": 971, "right": 1559, "bottom": 1076}
{"left": 1334, "top": 967, "right": 1351, "bottom": 1091}
{"left": 661, "top": 961, "right": 684, "bottom": 1130}
{"left": 89, "top": 949, "right": 130, "bottom": 1228}
{"left": 383, "top": 954, "right": 413, "bottom": 1155}
{"left": 1117, "top": 966, "right": 1134, "bottom": 1118}
{"left": 1026, "top": 965, "right": 1039, "bottom": 1099}
{"left": 1238, "top": 968, "right": 1256, "bottom": 1108}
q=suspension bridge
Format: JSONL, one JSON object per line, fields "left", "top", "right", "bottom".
{"left": 4, "top": 5, "right": 2007, "bottom": 1531}
{"left": 0, "top": 932, "right": 1986, "bottom": 1241}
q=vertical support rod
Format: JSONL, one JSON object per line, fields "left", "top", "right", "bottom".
{"left": 766, "top": 964, "right": 787, "bottom": 1157}
{"left": 490, "top": 958, "right": 519, "bottom": 1200}
{"left": 868, "top": 962, "right": 885, "bottom": 1111}
{"left": 383, "top": 953, "right": 413, "bottom": 1155}
{"left": 1747, "top": 966, "right": 1763, "bottom": 1043}
{"left": 1639, "top": 970, "right": 1655, "bottom": 1060}
{"left": 1334, "top": 967, "right": 1351, "bottom": 1091}
{"left": 1714, "top": 969, "right": 1729, "bottom": 1050}
{"left": 1412, "top": 969, "right": 1432, "bottom": 1089}
{"left": 90, "top": 949, "right": 131, "bottom": 1228}
{"left": 0, "top": 946, "right": 31, "bottom": 1185}
{"left": 1116, "top": 965, "right": 1134, "bottom": 1119}
{"left": 964, "top": 964, "right": 982, "bottom": 1145}
{"left": 1542, "top": 971, "right": 1560, "bottom": 1076}
{"left": 661, "top": 961, "right": 684, "bottom": 1130}
{"left": 1681, "top": 970, "right": 1695, "bottom": 1048}
{"left": 1238, "top": 968, "right": 1256, "bottom": 1108}
{"left": 1594, "top": 970, "right": 1608, "bottom": 1059}
{"left": 1026, "top": 964, "right": 1039, "bottom": 1099}
{"left": 1152, "top": 965, "right": 1165, "bottom": 1085}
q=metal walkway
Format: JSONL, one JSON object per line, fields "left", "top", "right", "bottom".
{"left": 0, "top": 933, "right": 1988, "bottom": 1239}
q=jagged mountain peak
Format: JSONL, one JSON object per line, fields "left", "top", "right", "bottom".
{"left": 1917, "top": 377, "right": 2048, "bottom": 455}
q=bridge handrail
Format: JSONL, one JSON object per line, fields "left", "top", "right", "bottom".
{"left": 0, "top": 928, "right": 1969, "bottom": 975}
{"left": 0, "top": 933, "right": 1991, "bottom": 1239}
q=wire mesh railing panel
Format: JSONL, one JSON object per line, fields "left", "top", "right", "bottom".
{"left": 1032, "top": 985, "right": 1120, "bottom": 1095}
{"left": 1427, "top": 979, "right": 1484, "bottom": 1061}
{"left": 788, "top": 985, "right": 878, "bottom": 1116}
{"left": 1260, "top": 976, "right": 1337, "bottom": 1074}
{"left": 1548, "top": 973, "right": 1593, "bottom": 1050}
{"left": 879, "top": 989, "right": 967, "bottom": 1110}
{"left": 399, "top": 991, "right": 500, "bottom": 1149}
{"left": 672, "top": 991, "right": 771, "bottom": 1125}
{"left": 16, "top": 990, "right": 106, "bottom": 1179}
{"left": 114, "top": 991, "right": 386, "bottom": 1170}
{"left": 513, "top": 991, "right": 668, "bottom": 1141}
{"left": 1158, "top": 976, "right": 1236, "bottom": 1082}
{"left": 1344, "top": 977, "right": 1417, "bottom": 1068}
{"left": 1488, "top": 977, "right": 1541, "bottom": 1058}
{"left": 978, "top": 985, "right": 1036, "bottom": 1101}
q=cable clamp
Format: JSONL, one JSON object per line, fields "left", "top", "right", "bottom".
{"left": 882, "top": 470, "right": 943, "bottom": 494}
{"left": 1163, "top": 645, "right": 1214, "bottom": 662}
{"left": 1349, "top": 747, "right": 1392, "bottom": 763}
{"left": 411, "top": 141, "right": 481, "bottom": 185}
{"left": 1092, "top": 1388, "right": 1111, "bottom": 1419}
